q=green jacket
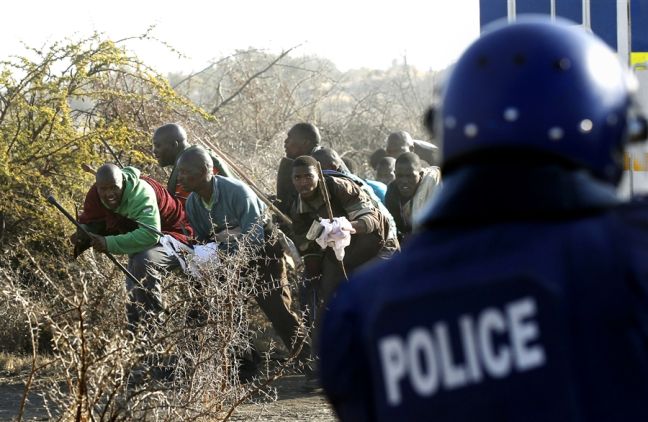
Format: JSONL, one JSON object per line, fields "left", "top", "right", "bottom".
{"left": 104, "top": 167, "right": 161, "bottom": 255}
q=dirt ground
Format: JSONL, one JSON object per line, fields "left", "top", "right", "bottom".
{"left": 0, "top": 380, "right": 49, "bottom": 421}
{"left": 228, "top": 375, "right": 335, "bottom": 422}
{"left": 0, "top": 373, "right": 335, "bottom": 421}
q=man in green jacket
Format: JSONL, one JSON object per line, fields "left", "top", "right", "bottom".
{"left": 73, "top": 163, "right": 192, "bottom": 328}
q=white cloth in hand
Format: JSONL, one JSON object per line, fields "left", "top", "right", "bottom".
{"left": 160, "top": 235, "right": 219, "bottom": 277}
{"left": 315, "top": 217, "right": 356, "bottom": 261}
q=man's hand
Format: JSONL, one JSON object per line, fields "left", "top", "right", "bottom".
{"left": 306, "top": 219, "right": 324, "bottom": 241}
{"left": 70, "top": 229, "right": 92, "bottom": 258}
{"left": 70, "top": 229, "right": 88, "bottom": 246}
{"left": 349, "top": 219, "right": 366, "bottom": 234}
{"left": 315, "top": 217, "right": 355, "bottom": 261}
{"left": 88, "top": 233, "right": 108, "bottom": 253}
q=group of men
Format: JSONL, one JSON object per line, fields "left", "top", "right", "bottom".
{"left": 66, "top": 16, "right": 648, "bottom": 421}
{"left": 274, "top": 123, "right": 444, "bottom": 322}
{"left": 72, "top": 115, "right": 441, "bottom": 381}
{"left": 74, "top": 124, "right": 306, "bottom": 371}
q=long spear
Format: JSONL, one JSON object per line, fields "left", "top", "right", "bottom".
{"left": 99, "top": 138, "right": 124, "bottom": 168}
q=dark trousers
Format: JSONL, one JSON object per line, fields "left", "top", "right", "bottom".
{"left": 126, "top": 245, "right": 179, "bottom": 329}
{"left": 305, "top": 232, "right": 385, "bottom": 353}
{"left": 254, "top": 239, "right": 307, "bottom": 356}
{"left": 320, "top": 232, "right": 384, "bottom": 303}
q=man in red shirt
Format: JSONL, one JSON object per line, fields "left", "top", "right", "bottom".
{"left": 73, "top": 163, "right": 193, "bottom": 328}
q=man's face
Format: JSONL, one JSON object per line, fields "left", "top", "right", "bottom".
{"left": 385, "top": 139, "right": 411, "bottom": 159}
{"left": 96, "top": 178, "right": 124, "bottom": 210}
{"left": 284, "top": 130, "right": 309, "bottom": 159}
{"left": 316, "top": 156, "right": 337, "bottom": 171}
{"left": 152, "top": 134, "right": 179, "bottom": 167}
{"left": 292, "top": 165, "right": 319, "bottom": 200}
{"left": 394, "top": 162, "right": 421, "bottom": 199}
{"left": 376, "top": 162, "right": 395, "bottom": 185}
{"left": 177, "top": 160, "right": 210, "bottom": 193}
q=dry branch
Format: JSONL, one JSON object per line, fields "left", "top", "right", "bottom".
{"left": 211, "top": 45, "right": 300, "bottom": 115}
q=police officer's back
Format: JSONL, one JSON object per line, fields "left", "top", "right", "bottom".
{"left": 319, "top": 17, "right": 648, "bottom": 422}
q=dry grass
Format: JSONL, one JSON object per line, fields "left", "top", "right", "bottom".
{"left": 0, "top": 353, "right": 35, "bottom": 375}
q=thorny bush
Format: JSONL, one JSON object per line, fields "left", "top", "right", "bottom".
{"left": 0, "top": 28, "right": 438, "bottom": 419}
{"left": 0, "top": 227, "right": 309, "bottom": 421}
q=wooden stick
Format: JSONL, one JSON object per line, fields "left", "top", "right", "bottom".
{"left": 316, "top": 162, "right": 348, "bottom": 281}
{"left": 99, "top": 138, "right": 124, "bottom": 168}
{"left": 81, "top": 163, "right": 96, "bottom": 175}
{"left": 197, "top": 137, "right": 293, "bottom": 226}
{"left": 46, "top": 195, "right": 140, "bottom": 284}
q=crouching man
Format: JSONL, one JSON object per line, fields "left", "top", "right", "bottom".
{"left": 72, "top": 164, "right": 193, "bottom": 329}
{"left": 290, "top": 155, "right": 398, "bottom": 324}
{"left": 175, "top": 147, "right": 307, "bottom": 359}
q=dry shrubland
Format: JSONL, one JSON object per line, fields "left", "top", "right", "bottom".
{"left": 1, "top": 231, "right": 309, "bottom": 421}
{"left": 0, "top": 30, "right": 439, "bottom": 420}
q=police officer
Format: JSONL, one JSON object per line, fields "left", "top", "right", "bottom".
{"left": 319, "top": 17, "right": 648, "bottom": 421}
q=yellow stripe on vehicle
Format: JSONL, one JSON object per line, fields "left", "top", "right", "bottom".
{"left": 631, "top": 52, "right": 648, "bottom": 70}
{"left": 625, "top": 152, "right": 648, "bottom": 171}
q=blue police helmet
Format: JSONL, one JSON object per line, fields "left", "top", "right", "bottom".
{"left": 435, "top": 16, "right": 640, "bottom": 184}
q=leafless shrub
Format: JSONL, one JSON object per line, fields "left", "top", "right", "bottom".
{"left": 0, "top": 227, "right": 308, "bottom": 421}
{"left": 169, "top": 50, "right": 441, "bottom": 185}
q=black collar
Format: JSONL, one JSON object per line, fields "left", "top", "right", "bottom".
{"left": 419, "top": 164, "right": 621, "bottom": 228}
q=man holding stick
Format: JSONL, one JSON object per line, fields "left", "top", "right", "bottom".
{"left": 175, "top": 147, "right": 307, "bottom": 362}
{"left": 289, "top": 155, "right": 396, "bottom": 326}
{"left": 71, "top": 163, "right": 193, "bottom": 328}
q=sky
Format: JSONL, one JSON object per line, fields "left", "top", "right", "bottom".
{"left": 0, "top": 0, "right": 480, "bottom": 74}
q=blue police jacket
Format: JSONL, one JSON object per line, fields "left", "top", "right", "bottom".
{"left": 319, "top": 162, "right": 648, "bottom": 422}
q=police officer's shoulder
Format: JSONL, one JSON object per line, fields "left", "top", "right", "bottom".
{"left": 339, "top": 234, "right": 427, "bottom": 300}
{"left": 615, "top": 195, "right": 648, "bottom": 224}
